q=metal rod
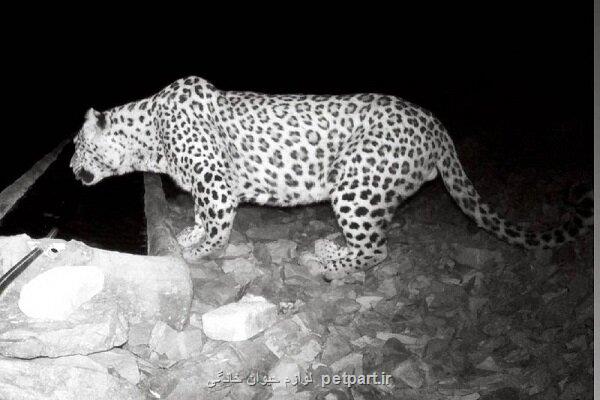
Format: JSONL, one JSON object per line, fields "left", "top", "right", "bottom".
{"left": 0, "top": 228, "right": 59, "bottom": 295}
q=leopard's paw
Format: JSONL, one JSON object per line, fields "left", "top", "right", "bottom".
{"left": 177, "top": 225, "right": 206, "bottom": 248}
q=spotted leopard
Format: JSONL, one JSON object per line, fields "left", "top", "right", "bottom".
{"left": 70, "top": 76, "right": 593, "bottom": 280}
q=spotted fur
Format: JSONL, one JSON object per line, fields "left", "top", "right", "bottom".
{"left": 70, "top": 76, "right": 593, "bottom": 280}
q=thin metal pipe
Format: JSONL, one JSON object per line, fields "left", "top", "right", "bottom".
{"left": 0, "top": 228, "right": 58, "bottom": 295}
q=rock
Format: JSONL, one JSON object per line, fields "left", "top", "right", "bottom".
{"left": 0, "top": 355, "right": 143, "bottom": 400}
{"left": 221, "top": 257, "right": 264, "bottom": 283}
{"left": 125, "top": 321, "right": 153, "bottom": 349}
{"left": 382, "top": 338, "right": 412, "bottom": 362}
{"left": 308, "top": 220, "right": 331, "bottom": 232}
{"left": 0, "top": 236, "right": 192, "bottom": 329}
{"left": 330, "top": 353, "right": 363, "bottom": 375}
{"left": 223, "top": 242, "right": 253, "bottom": 258}
{"left": 391, "top": 358, "right": 423, "bottom": 389}
{"left": 246, "top": 224, "right": 291, "bottom": 241}
{"left": 356, "top": 296, "right": 383, "bottom": 312}
{"left": 0, "top": 294, "right": 128, "bottom": 358}
{"left": 282, "top": 262, "right": 322, "bottom": 283}
{"left": 452, "top": 246, "right": 502, "bottom": 269}
{"left": 88, "top": 348, "right": 141, "bottom": 385}
{"left": 202, "top": 294, "right": 277, "bottom": 341}
{"left": 269, "top": 357, "right": 301, "bottom": 393}
{"left": 336, "top": 298, "right": 361, "bottom": 314}
{"left": 147, "top": 340, "right": 276, "bottom": 400}
{"left": 18, "top": 265, "right": 104, "bottom": 320}
{"left": 351, "top": 335, "right": 383, "bottom": 349}
{"left": 0, "top": 236, "right": 193, "bottom": 358}
{"left": 264, "top": 240, "right": 298, "bottom": 264}
{"left": 376, "top": 332, "right": 424, "bottom": 347}
{"left": 148, "top": 321, "right": 204, "bottom": 365}
{"left": 322, "top": 335, "right": 352, "bottom": 365}
{"left": 188, "top": 260, "right": 221, "bottom": 280}
{"left": 377, "top": 278, "right": 398, "bottom": 299}
{"left": 475, "top": 356, "right": 502, "bottom": 372}
{"left": 193, "top": 275, "right": 240, "bottom": 306}
{"left": 297, "top": 252, "right": 324, "bottom": 276}
{"left": 263, "top": 319, "right": 322, "bottom": 365}
{"left": 0, "top": 234, "right": 31, "bottom": 275}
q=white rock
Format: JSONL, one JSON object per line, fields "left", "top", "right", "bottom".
{"left": 202, "top": 294, "right": 277, "bottom": 341}
{"left": 148, "top": 321, "right": 204, "bottom": 362}
{"left": 18, "top": 266, "right": 104, "bottom": 320}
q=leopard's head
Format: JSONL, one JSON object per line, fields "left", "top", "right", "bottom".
{"left": 70, "top": 108, "right": 129, "bottom": 185}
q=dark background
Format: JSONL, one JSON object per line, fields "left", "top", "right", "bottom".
{"left": 0, "top": 5, "right": 591, "bottom": 190}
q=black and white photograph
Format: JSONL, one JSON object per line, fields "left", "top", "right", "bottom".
{"left": 0, "top": 5, "right": 595, "bottom": 399}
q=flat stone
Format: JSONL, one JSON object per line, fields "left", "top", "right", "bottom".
{"left": 18, "top": 265, "right": 104, "bottom": 320}
{"left": 202, "top": 294, "right": 277, "bottom": 341}
{"left": 0, "top": 355, "right": 143, "bottom": 400}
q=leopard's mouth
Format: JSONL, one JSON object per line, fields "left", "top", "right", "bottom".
{"left": 74, "top": 167, "right": 96, "bottom": 185}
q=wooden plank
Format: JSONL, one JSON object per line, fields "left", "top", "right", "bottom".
{"left": 0, "top": 140, "right": 69, "bottom": 222}
{"left": 143, "top": 173, "right": 179, "bottom": 256}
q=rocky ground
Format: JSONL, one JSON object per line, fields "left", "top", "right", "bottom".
{"left": 0, "top": 133, "right": 593, "bottom": 400}
{"left": 148, "top": 133, "right": 592, "bottom": 399}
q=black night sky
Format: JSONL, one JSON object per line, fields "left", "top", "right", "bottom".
{"left": 1, "top": 6, "right": 591, "bottom": 191}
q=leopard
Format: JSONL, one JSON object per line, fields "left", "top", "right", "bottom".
{"left": 70, "top": 76, "right": 593, "bottom": 281}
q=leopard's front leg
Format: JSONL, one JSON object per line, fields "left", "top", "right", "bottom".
{"left": 179, "top": 174, "right": 238, "bottom": 262}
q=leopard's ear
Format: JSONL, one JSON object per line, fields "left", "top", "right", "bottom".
{"left": 82, "top": 108, "right": 107, "bottom": 140}
{"left": 83, "top": 108, "right": 108, "bottom": 132}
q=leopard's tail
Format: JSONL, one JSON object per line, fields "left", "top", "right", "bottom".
{"left": 435, "top": 130, "right": 593, "bottom": 249}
